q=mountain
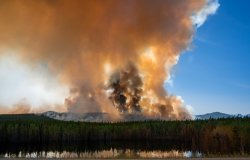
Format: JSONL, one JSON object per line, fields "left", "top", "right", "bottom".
{"left": 40, "top": 111, "right": 152, "bottom": 122}
{"left": 1, "top": 111, "right": 248, "bottom": 122}
{"left": 0, "top": 113, "right": 53, "bottom": 121}
{"left": 40, "top": 111, "right": 250, "bottom": 122}
{"left": 40, "top": 111, "right": 111, "bottom": 122}
{"left": 195, "top": 112, "right": 246, "bottom": 120}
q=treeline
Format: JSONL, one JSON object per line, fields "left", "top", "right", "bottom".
{"left": 0, "top": 114, "right": 250, "bottom": 155}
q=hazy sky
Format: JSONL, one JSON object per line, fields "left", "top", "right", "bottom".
{"left": 167, "top": 0, "right": 250, "bottom": 114}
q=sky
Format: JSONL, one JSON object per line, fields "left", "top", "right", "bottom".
{"left": 167, "top": 0, "right": 250, "bottom": 115}
{"left": 0, "top": 0, "right": 248, "bottom": 116}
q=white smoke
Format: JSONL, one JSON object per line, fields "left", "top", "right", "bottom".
{"left": 0, "top": 53, "right": 68, "bottom": 112}
{"left": 191, "top": 0, "right": 220, "bottom": 28}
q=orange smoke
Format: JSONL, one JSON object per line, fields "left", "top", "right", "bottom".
{"left": 0, "top": 0, "right": 207, "bottom": 120}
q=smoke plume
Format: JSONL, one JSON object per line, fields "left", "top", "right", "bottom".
{"left": 0, "top": 0, "right": 217, "bottom": 120}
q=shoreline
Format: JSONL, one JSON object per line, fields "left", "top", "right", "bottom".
{"left": 1, "top": 158, "right": 250, "bottom": 160}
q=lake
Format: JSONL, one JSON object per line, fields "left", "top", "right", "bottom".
{"left": 0, "top": 141, "right": 244, "bottom": 158}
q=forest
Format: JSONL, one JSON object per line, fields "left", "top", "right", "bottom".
{"left": 0, "top": 114, "right": 250, "bottom": 156}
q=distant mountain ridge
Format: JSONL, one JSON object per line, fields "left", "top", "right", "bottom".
{"left": 0, "top": 113, "right": 52, "bottom": 121}
{"left": 195, "top": 112, "right": 250, "bottom": 120}
{"left": 39, "top": 111, "right": 250, "bottom": 122}
{"left": 40, "top": 111, "right": 151, "bottom": 122}
{"left": 40, "top": 111, "right": 111, "bottom": 122}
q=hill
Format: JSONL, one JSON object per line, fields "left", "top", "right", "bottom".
{"left": 0, "top": 113, "right": 53, "bottom": 121}
{"left": 195, "top": 112, "right": 249, "bottom": 120}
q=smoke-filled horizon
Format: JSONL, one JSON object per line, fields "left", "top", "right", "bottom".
{"left": 0, "top": 0, "right": 218, "bottom": 120}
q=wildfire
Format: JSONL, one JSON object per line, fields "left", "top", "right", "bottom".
{"left": 0, "top": 0, "right": 218, "bottom": 120}
{"left": 103, "top": 51, "right": 191, "bottom": 119}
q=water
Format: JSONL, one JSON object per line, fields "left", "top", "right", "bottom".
{"left": 0, "top": 141, "right": 203, "bottom": 158}
{"left": 2, "top": 149, "right": 203, "bottom": 158}
{"left": 1, "top": 139, "right": 247, "bottom": 158}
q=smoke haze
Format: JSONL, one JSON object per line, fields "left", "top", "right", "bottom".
{"left": 0, "top": 0, "right": 218, "bottom": 120}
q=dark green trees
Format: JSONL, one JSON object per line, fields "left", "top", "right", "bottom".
{"left": 0, "top": 114, "right": 250, "bottom": 155}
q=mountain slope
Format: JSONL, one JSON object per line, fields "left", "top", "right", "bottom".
{"left": 0, "top": 113, "right": 53, "bottom": 121}
{"left": 41, "top": 111, "right": 250, "bottom": 121}
{"left": 195, "top": 112, "right": 246, "bottom": 120}
{"left": 1, "top": 111, "right": 249, "bottom": 122}
{"left": 40, "top": 111, "right": 111, "bottom": 122}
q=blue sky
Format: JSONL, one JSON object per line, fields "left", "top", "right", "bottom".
{"left": 167, "top": 0, "right": 250, "bottom": 114}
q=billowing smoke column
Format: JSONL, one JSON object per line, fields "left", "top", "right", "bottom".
{"left": 0, "top": 0, "right": 217, "bottom": 120}
{"left": 108, "top": 63, "right": 142, "bottom": 113}
{"left": 107, "top": 63, "right": 191, "bottom": 120}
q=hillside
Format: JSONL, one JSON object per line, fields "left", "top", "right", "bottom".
{"left": 0, "top": 113, "right": 53, "bottom": 121}
{"left": 195, "top": 112, "right": 249, "bottom": 120}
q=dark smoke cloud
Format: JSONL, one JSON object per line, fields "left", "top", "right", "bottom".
{"left": 0, "top": 0, "right": 207, "bottom": 120}
{"left": 108, "top": 63, "right": 142, "bottom": 113}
